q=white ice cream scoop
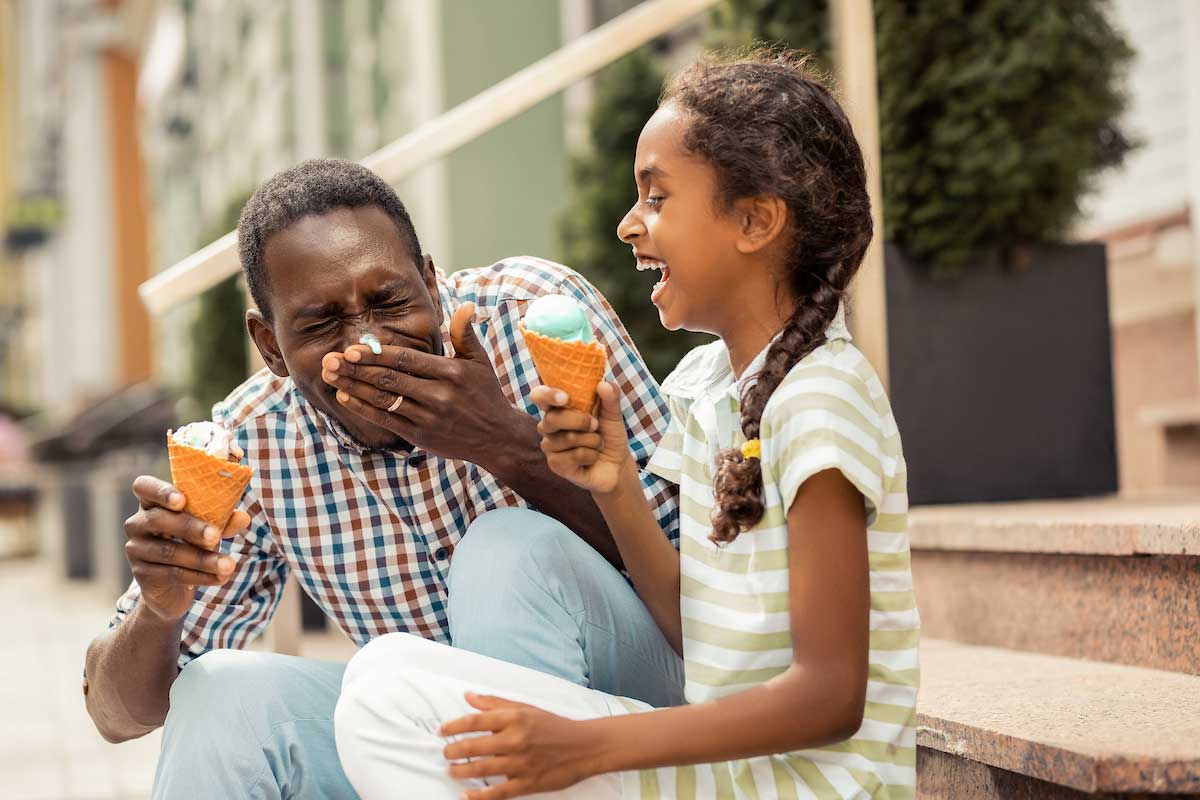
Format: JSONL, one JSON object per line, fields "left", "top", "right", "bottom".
{"left": 170, "top": 421, "right": 244, "bottom": 461}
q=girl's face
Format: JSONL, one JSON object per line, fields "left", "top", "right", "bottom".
{"left": 617, "top": 104, "right": 746, "bottom": 334}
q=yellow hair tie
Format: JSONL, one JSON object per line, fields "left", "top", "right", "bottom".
{"left": 740, "top": 438, "right": 761, "bottom": 460}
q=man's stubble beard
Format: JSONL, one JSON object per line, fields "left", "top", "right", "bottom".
{"left": 305, "top": 381, "right": 414, "bottom": 455}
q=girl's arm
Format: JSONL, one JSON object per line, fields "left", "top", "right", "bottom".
{"left": 532, "top": 382, "right": 682, "bottom": 653}
{"left": 441, "top": 468, "right": 870, "bottom": 799}
{"left": 588, "top": 467, "right": 870, "bottom": 770}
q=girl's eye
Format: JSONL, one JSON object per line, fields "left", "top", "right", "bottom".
{"left": 645, "top": 195, "right": 665, "bottom": 208}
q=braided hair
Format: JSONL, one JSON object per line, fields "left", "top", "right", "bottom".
{"left": 661, "top": 48, "right": 873, "bottom": 543}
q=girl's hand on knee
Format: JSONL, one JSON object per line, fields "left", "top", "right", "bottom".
{"left": 440, "top": 692, "right": 608, "bottom": 799}
{"left": 530, "top": 382, "right": 632, "bottom": 495}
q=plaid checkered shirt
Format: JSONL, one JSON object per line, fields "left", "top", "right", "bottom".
{"left": 109, "top": 257, "right": 679, "bottom": 666}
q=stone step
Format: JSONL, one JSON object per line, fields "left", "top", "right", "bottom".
{"left": 918, "top": 639, "right": 1200, "bottom": 798}
{"left": 909, "top": 495, "right": 1200, "bottom": 674}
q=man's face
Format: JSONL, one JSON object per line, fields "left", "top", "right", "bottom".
{"left": 253, "top": 205, "right": 443, "bottom": 450}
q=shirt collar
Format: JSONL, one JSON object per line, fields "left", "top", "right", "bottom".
{"left": 294, "top": 388, "right": 373, "bottom": 455}
{"left": 667, "top": 303, "right": 852, "bottom": 402}
{"left": 436, "top": 268, "right": 457, "bottom": 358}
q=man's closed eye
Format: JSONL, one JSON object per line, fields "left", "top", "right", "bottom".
{"left": 302, "top": 319, "right": 338, "bottom": 336}
{"left": 375, "top": 299, "right": 409, "bottom": 314}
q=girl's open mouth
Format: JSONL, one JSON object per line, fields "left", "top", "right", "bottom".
{"left": 636, "top": 258, "right": 670, "bottom": 302}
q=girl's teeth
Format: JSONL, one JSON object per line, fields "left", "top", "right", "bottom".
{"left": 650, "top": 264, "right": 670, "bottom": 301}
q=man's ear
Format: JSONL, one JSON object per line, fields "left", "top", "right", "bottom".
{"left": 733, "top": 195, "right": 790, "bottom": 255}
{"left": 247, "top": 309, "right": 289, "bottom": 377}
{"left": 421, "top": 254, "right": 443, "bottom": 327}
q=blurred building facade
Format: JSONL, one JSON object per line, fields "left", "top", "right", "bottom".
{"left": 1079, "top": 0, "right": 1200, "bottom": 492}
{"left": 144, "top": 0, "right": 589, "bottom": 390}
{"left": 2, "top": 0, "right": 157, "bottom": 418}
{"left": 4, "top": 0, "right": 650, "bottom": 413}
{"left": 146, "top": 0, "right": 426, "bottom": 271}
{"left": 0, "top": 0, "right": 19, "bottom": 408}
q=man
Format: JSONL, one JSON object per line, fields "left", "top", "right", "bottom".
{"left": 83, "top": 159, "right": 683, "bottom": 798}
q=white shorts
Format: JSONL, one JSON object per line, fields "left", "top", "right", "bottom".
{"left": 334, "top": 632, "right": 649, "bottom": 799}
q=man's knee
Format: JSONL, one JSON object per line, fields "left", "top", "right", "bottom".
{"left": 449, "top": 508, "right": 576, "bottom": 594}
{"left": 447, "top": 509, "right": 611, "bottom": 656}
{"left": 158, "top": 651, "right": 353, "bottom": 797}
{"left": 171, "top": 649, "right": 259, "bottom": 708}
{"left": 168, "top": 649, "right": 307, "bottom": 735}
{"left": 159, "top": 650, "right": 268, "bottom": 765}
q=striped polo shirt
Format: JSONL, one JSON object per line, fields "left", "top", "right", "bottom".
{"left": 616, "top": 308, "right": 919, "bottom": 799}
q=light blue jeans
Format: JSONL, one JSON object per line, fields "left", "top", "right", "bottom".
{"left": 152, "top": 508, "right": 684, "bottom": 799}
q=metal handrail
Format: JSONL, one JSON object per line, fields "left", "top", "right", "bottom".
{"left": 138, "top": 0, "right": 722, "bottom": 316}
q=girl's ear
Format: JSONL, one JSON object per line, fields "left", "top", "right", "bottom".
{"left": 734, "top": 195, "right": 789, "bottom": 255}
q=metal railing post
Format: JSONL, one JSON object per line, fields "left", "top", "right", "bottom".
{"left": 831, "top": 0, "right": 888, "bottom": 391}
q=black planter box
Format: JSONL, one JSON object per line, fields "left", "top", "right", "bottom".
{"left": 884, "top": 243, "right": 1118, "bottom": 505}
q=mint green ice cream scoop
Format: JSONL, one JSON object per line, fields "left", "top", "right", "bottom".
{"left": 523, "top": 294, "right": 594, "bottom": 344}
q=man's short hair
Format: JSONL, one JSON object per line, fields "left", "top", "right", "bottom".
{"left": 237, "top": 158, "right": 424, "bottom": 321}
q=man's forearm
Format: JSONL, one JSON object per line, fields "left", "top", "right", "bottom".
{"left": 85, "top": 601, "right": 183, "bottom": 743}
{"left": 485, "top": 413, "right": 621, "bottom": 567}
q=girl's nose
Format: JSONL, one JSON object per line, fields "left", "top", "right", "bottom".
{"left": 616, "top": 205, "right": 644, "bottom": 243}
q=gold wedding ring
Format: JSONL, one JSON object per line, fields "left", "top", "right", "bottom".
{"left": 386, "top": 395, "right": 404, "bottom": 413}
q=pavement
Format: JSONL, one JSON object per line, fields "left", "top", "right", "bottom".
{"left": 1, "top": 554, "right": 357, "bottom": 800}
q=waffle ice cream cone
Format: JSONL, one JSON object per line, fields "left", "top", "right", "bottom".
{"left": 520, "top": 323, "right": 606, "bottom": 413}
{"left": 167, "top": 432, "right": 253, "bottom": 545}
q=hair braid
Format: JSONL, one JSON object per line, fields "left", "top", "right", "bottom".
{"left": 711, "top": 282, "right": 843, "bottom": 542}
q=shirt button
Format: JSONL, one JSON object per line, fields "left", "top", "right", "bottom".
{"left": 408, "top": 452, "right": 426, "bottom": 468}
{"left": 433, "top": 547, "right": 449, "bottom": 561}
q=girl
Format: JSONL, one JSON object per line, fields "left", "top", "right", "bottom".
{"left": 335, "top": 48, "right": 918, "bottom": 799}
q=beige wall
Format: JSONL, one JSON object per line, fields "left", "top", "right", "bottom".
{"left": 1082, "top": 0, "right": 1192, "bottom": 233}
{"left": 1079, "top": 0, "right": 1200, "bottom": 493}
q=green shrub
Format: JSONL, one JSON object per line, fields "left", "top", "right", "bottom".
{"left": 719, "top": 0, "right": 1134, "bottom": 277}
{"left": 709, "top": 0, "right": 829, "bottom": 62}
{"left": 876, "top": 0, "right": 1133, "bottom": 276}
{"left": 188, "top": 196, "right": 250, "bottom": 415}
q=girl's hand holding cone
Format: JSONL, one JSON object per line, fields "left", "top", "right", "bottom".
{"left": 531, "top": 381, "right": 632, "bottom": 495}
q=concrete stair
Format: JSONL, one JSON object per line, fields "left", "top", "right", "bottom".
{"left": 911, "top": 496, "right": 1200, "bottom": 797}
{"left": 910, "top": 495, "right": 1199, "bottom": 675}
{"left": 918, "top": 640, "right": 1200, "bottom": 798}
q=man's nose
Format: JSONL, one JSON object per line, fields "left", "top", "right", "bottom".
{"left": 338, "top": 320, "right": 381, "bottom": 352}
{"left": 616, "top": 205, "right": 644, "bottom": 243}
